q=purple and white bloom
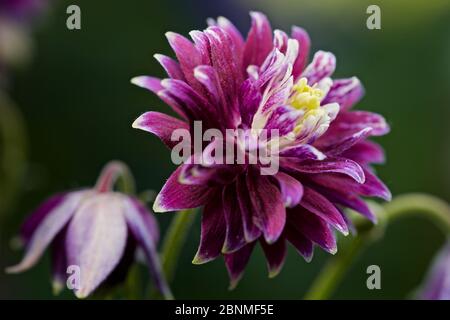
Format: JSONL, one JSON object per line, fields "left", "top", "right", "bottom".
{"left": 6, "top": 161, "right": 172, "bottom": 299}
{"left": 132, "top": 12, "right": 390, "bottom": 287}
{"left": 419, "top": 241, "right": 450, "bottom": 300}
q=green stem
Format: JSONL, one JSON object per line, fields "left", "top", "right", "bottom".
{"left": 0, "top": 93, "right": 27, "bottom": 220}
{"left": 161, "top": 209, "right": 197, "bottom": 283}
{"left": 304, "top": 235, "right": 369, "bottom": 300}
{"left": 304, "top": 193, "right": 450, "bottom": 300}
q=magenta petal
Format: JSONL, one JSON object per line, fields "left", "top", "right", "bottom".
{"left": 236, "top": 174, "right": 262, "bottom": 242}
{"left": 291, "top": 26, "right": 311, "bottom": 78}
{"left": 165, "top": 31, "right": 203, "bottom": 89}
{"left": 361, "top": 168, "right": 391, "bottom": 201}
{"left": 161, "top": 78, "right": 217, "bottom": 127}
{"left": 131, "top": 76, "right": 163, "bottom": 93}
{"left": 193, "top": 65, "right": 235, "bottom": 128}
{"left": 320, "top": 188, "right": 377, "bottom": 223}
{"left": 280, "top": 144, "right": 326, "bottom": 161}
{"left": 123, "top": 197, "right": 172, "bottom": 299}
{"left": 6, "top": 191, "right": 86, "bottom": 274}
{"left": 300, "top": 187, "right": 348, "bottom": 234}
{"left": 283, "top": 157, "right": 365, "bottom": 184}
{"left": 246, "top": 167, "right": 286, "bottom": 244}
{"left": 301, "top": 51, "right": 336, "bottom": 85}
{"left": 224, "top": 242, "right": 256, "bottom": 289}
{"left": 243, "top": 11, "right": 273, "bottom": 68}
{"left": 309, "top": 169, "right": 391, "bottom": 202}
{"left": 264, "top": 105, "right": 302, "bottom": 136}
{"left": 285, "top": 226, "right": 314, "bottom": 262}
{"left": 322, "top": 77, "right": 364, "bottom": 111}
{"left": 273, "top": 171, "right": 304, "bottom": 208}
{"left": 323, "top": 127, "right": 373, "bottom": 156}
{"left": 204, "top": 27, "right": 242, "bottom": 102}
{"left": 289, "top": 206, "right": 337, "bottom": 254}
{"left": 192, "top": 191, "right": 226, "bottom": 264}
{"left": 343, "top": 140, "right": 385, "bottom": 164}
{"left": 65, "top": 193, "right": 128, "bottom": 298}
{"left": 260, "top": 238, "right": 287, "bottom": 278}
{"left": 154, "top": 54, "right": 186, "bottom": 81}
{"left": 326, "top": 111, "right": 390, "bottom": 139}
{"left": 222, "top": 184, "right": 247, "bottom": 253}
{"left": 153, "top": 166, "right": 213, "bottom": 212}
{"left": 215, "top": 16, "right": 245, "bottom": 56}
{"left": 238, "top": 78, "right": 262, "bottom": 127}
{"left": 132, "top": 111, "right": 189, "bottom": 149}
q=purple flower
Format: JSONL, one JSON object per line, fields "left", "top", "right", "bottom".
{"left": 6, "top": 161, "right": 172, "bottom": 299}
{"left": 0, "top": 0, "right": 46, "bottom": 21}
{"left": 132, "top": 12, "right": 390, "bottom": 287}
{"left": 419, "top": 241, "right": 450, "bottom": 300}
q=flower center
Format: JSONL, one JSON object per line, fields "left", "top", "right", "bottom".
{"left": 289, "top": 78, "right": 328, "bottom": 135}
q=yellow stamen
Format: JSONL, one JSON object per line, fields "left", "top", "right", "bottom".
{"left": 289, "top": 78, "right": 327, "bottom": 134}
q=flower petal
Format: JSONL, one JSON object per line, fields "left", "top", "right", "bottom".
{"left": 50, "top": 227, "right": 68, "bottom": 295}
{"left": 132, "top": 111, "right": 189, "bottom": 149}
{"left": 65, "top": 193, "right": 128, "bottom": 298}
{"left": 224, "top": 242, "right": 256, "bottom": 289}
{"left": 165, "top": 31, "right": 203, "bottom": 90}
{"left": 20, "top": 192, "right": 67, "bottom": 245}
{"left": 153, "top": 166, "right": 213, "bottom": 212}
{"left": 222, "top": 184, "right": 247, "bottom": 253}
{"left": 246, "top": 166, "right": 286, "bottom": 244}
{"left": 282, "top": 157, "right": 365, "bottom": 184}
{"left": 131, "top": 76, "right": 187, "bottom": 119}
{"left": 323, "top": 127, "right": 373, "bottom": 156}
{"left": 322, "top": 77, "right": 364, "bottom": 111}
{"left": 123, "top": 197, "right": 172, "bottom": 299}
{"left": 243, "top": 11, "right": 273, "bottom": 68}
{"left": 280, "top": 144, "right": 326, "bottom": 161}
{"left": 260, "top": 238, "right": 287, "bottom": 278}
{"left": 154, "top": 54, "right": 186, "bottom": 81}
{"left": 204, "top": 26, "right": 242, "bottom": 103}
{"left": 273, "top": 171, "right": 304, "bottom": 208}
{"left": 236, "top": 174, "right": 262, "bottom": 242}
{"left": 6, "top": 191, "right": 87, "bottom": 274}
{"left": 285, "top": 226, "right": 314, "bottom": 262}
{"left": 291, "top": 26, "right": 311, "bottom": 79}
{"left": 342, "top": 140, "right": 385, "bottom": 164}
{"left": 192, "top": 191, "right": 226, "bottom": 264}
{"left": 301, "top": 51, "right": 336, "bottom": 85}
{"left": 288, "top": 206, "right": 337, "bottom": 254}
{"left": 300, "top": 186, "right": 349, "bottom": 234}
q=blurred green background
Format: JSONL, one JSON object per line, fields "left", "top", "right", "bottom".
{"left": 0, "top": 0, "right": 449, "bottom": 299}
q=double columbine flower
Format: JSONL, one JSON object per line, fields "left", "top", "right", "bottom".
{"left": 6, "top": 161, "right": 171, "bottom": 299}
{"left": 133, "top": 12, "right": 391, "bottom": 287}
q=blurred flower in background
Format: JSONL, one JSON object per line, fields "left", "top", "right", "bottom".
{"left": 0, "top": 0, "right": 47, "bottom": 82}
{"left": 418, "top": 240, "right": 450, "bottom": 300}
{"left": 6, "top": 161, "right": 172, "bottom": 299}
{"left": 0, "top": 0, "right": 48, "bottom": 222}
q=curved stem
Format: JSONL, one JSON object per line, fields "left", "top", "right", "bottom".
{"left": 383, "top": 193, "right": 450, "bottom": 233}
{"left": 304, "top": 193, "right": 450, "bottom": 300}
{"left": 161, "top": 209, "right": 197, "bottom": 283}
{"left": 95, "top": 160, "right": 136, "bottom": 194}
{"left": 304, "top": 235, "right": 368, "bottom": 300}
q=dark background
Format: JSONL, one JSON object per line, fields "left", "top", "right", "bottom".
{"left": 0, "top": 0, "right": 449, "bottom": 299}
